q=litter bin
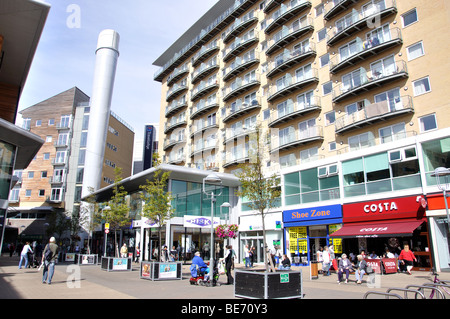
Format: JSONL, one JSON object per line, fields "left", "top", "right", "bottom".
{"left": 310, "top": 261, "right": 319, "bottom": 280}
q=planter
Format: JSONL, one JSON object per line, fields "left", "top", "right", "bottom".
{"left": 101, "top": 257, "right": 132, "bottom": 271}
{"left": 140, "top": 261, "right": 183, "bottom": 281}
{"left": 234, "top": 269, "right": 303, "bottom": 299}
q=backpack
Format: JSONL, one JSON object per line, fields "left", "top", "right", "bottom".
{"left": 44, "top": 245, "right": 53, "bottom": 262}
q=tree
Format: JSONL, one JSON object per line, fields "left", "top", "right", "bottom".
{"left": 46, "top": 210, "right": 71, "bottom": 242}
{"left": 94, "top": 167, "right": 130, "bottom": 257}
{"left": 139, "top": 153, "right": 175, "bottom": 261}
{"left": 235, "top": 124, "right": 281, "bottom": 272}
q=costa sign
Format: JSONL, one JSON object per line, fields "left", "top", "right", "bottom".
{"left": 343, "top": 196, "right": 424, "bottom": 223}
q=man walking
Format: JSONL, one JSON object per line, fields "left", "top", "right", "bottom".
{"left": 41, "top": 237, "right": 59, "bottom": 285}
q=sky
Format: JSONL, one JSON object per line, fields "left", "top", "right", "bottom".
{"left": 19, "top": 0, "right": 218, "bottom": 146}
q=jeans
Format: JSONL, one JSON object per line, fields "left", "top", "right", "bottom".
{"left": 338, "top": 268, "right": 350, "bottom": 281}
{"left": 245, "top": 257, "right": 250, "bottom": 268}
{"left": 322, "top": 262, "right": 331, "bottom": 275}
{"left": 18, "top": 254, "right": 29, "bottom": 269}
{"left": 42, "top": 261, "right": 55, "bottom": 284}
{"left": 355, "top": 269, "right": 365, "bottom": 282}
{"left": 278, "top": 265, "right": 291, "bottom": 270}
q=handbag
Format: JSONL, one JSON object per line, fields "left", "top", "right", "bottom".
{"left": 44, "top": 245, "right": 53, "bottom": 262}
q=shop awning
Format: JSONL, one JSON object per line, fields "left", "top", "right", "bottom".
{"left": 330, "top": 219, "right": 424, "bottom": 238}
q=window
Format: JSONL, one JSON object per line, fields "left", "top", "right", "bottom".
{"left": 28, "top": 171, "right": 34, "bottom": 179}
{"left": 25, "top": 189, "right": 32, "bottom": 197}
{"left": 298, "top": 118, "right": 316, "bottom": 140}
{"left": 322, "top": 81, "right": 332, "bottom": 96}
{"left": 48, "top": 118, "right": 55, "bottom": 126}
{"left": 329, "top": 142, "right": 337, "bottom": 152}
{"left": 50, "top": 188, "right": 62, "bottom": 201}
{"left": 375, "top": 88, "right": 402, "bottom": 111}
{"left": 9, "top": 188, "right": 20, "bottom": 201}
{"left": 57, "top": 133, "right": 69, "bottom": 146}
{"left": 320, "top": 54, "right": 329, "bottom": 67}
{"left": 55, "top": 151, "right": 66, "bottom": 164}
{"left": 43, "top": 153, "right": 50, "bottom": 160}
{"left": 60, "top": 115, "right": 71, "bottom": 128}
{"left": 53, "top": 169, "right": 64, "bottom": 183}
{"left": 315, "top": 3, "right": 324, "bottom": 16}
{"left": 402, "top": 8, "right": 418, "bottom": 27}
{"left": 348, "top": 132, "right": 375, "bottom": 151}
{"left": 300, "top": 147, "right": 318, "bottom": 163}
{"left": 22, "top": 118, "right": 31, "bottom": 130}
{"left": 38, "top": 190, "right": 45, "bottom": 197}
{"left": 45, "top": 136, "right": 52, "bottom": 143}
{"left": 41, "top": 171, "right": 48, "bottom": 178}
{"left": 413, "top": 77, "right": 431, "bottom": 96}
{"left": 317, "top": 28, "right": 327, "bottom": 42}
{"left": 297, "top": 90, "right": 314, "bottom": 110}
{"left": 407, "top": 41, "right": 424, "bottom": 61}
{"left": 379, "top": 123, "right": 406, "bottom": 143}
{"left": 419, "top": 114, "right": 437, "bottom": 132}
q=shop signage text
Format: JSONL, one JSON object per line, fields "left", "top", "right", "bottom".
{"left": 283, "top": 204, "right": 342, "bottom": 223}
{"left": 183, "top": 216, "right": 220, "bottom": 229}
{"left": 363, "top": 202, "right": 398, "bottom": 214}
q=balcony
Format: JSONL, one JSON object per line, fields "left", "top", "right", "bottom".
{"left": 266, "top": 17, "right": 313, "bottom": 56}
{"left": 329, "top": 28, "right": 402, "bottom": 74}
{"left": 190, "top": 140, "right": 218, "bottom": 157}
{"left": 264, "top": 0, "right": 285, "bottom": 13}
{"left": 223, "top": 74, "right": 260, "bottom": 102}
{"left": 190, "top": 120, "right": 219, "bottom": 138}
{"left": 192, "top": 40, "right": 220, "bottom": 67}
{"left": 164, "top": 117, "right": 187, "bottom": 134}
{"left": 265, "top": 0, "right": 312, "bottom": 34}
{"left": 50, "top": 176, "right": 65, "bottom": 185}
{"left": 191, "top": 58, "right": 219, "bottom": 84}
{"left": 222, "top": 31, "right": 259, "bottom": 62}
{"left": 223, "top": 151, "right": 250, "bottom": 168}
{"left": 190, "top": 98, "right": 219, "bottom": 120}
{"left": 190, "top": 80, "right": 219, "bottom": 102}
{"left": 323, "top": 0, "right": 359, "bottom": 20}
{"left": 223, "top": 51, "right": 260, "bottom": 82}
{"left": 223, "top": 126, "right": 257, "bottom": 145}
{"left": 267, "top": 68, "right": 318, "bottom": 102}
{"left": 165, "top": 97, "right": 187, "bottom": 118}
{"left": 167, "top": 65, "right": 189, "bottom": 86}
{"left": 166, "top": 83, "right": 188, "bottom": 102}
{"left": 268, "top": 96, "right": 321, "bottom": 127}
{"left": 334, "top": 95, "right": 414, "bottom": 134}
{"left": 167, "top": 151, "right": 185, "bottom": 165}
{"left": 163, "top": 135, "right": 186, "bottom": 151}
{"left": 326, "top": 0, "right": 397, "bottom": 46}
{"left": 332, "top": 60, "right": 408, "bottom": 103}
{"left": 270, "top": 125, "right": 324, "bottom": 153}
{"left": 266, "top": 42, "right": 316, "bottom": 78}
{"left": 223, "top": 97, "right": 261, "bottom": 123}
{"left": 223, "top": 11, "right": 258, "bottom": 43}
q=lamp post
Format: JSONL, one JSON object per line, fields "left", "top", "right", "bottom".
{"left": 203, "top": 173, "right": 223, "bottom": 274}
{"left": 220, "top": 202, "right": 231, "bottom": 246}
{"left": 431, "top": 167, "right": 450, "bottom": 233}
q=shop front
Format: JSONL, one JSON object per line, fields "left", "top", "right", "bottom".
{"left": 425, "top": 194, "right": 450, "bottom": 272}
{"left": 330, "top": 195, "right": 431, "bottom": 271}
{"left": 282, "top": 204, "right": 343, "bottom": 266}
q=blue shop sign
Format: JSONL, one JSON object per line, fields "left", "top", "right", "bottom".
{"left": 283, "top": 204, "right": 342, "bottom": 226}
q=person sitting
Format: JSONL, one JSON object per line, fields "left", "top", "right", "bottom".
{"left": 191, "top": 251, "right": 209, "bottom": 276}
{"left": 355, "top": 255, "right": 367, "bottom": 284}
{"left": 278, "top": 254, "right": 291, "bottom": 270}
{"left": 337, "top": 253, "right": 353, "bottom": 284}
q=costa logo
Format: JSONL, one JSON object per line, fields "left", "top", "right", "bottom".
{"left": 360, "top": 227, "right": 388, "bottom": 232}
{"left": 363, "top": 202, "right": 398, "bottom": 213}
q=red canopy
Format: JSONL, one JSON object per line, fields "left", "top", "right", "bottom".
{"left": 330, "top": 219, "right": 424, "bottom": 238}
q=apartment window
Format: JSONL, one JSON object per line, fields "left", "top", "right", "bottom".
{"left": 419, "top": 114, "right": 437, "bottom": 132}
{"left": 54, "top": 169, "right": 64, "bottom": 183}
{"left": 315, "top": 3, "right": 324, "bottom": 16}
{"left": 25, "top": 189, "right": 32, "bottom": 197}
{"left": 329, "top": 142, "right": 337, "bottom": 151}
{"left": 379, "top": 123, "right": 406, "bottom": 144}
{"left": 325, "top": 111, "right": 335, "bottom": 126}
{"left": 402, "top": 8, "right": 418, "bottom": 27}
{"left": 22, "top": 118, "right": 31, "bottom": 130}
{"left": 50, "top": 188, "right": 62, "bottom": 201}
{"left": 407, "top": 41, "right": 424, "bottom": 61}
{"left": 375, "top": 88, "right": 402, "bottom": 111}
{"left": 280, "top": 153, "right": 296, "bottom": 168}
{"left": 78, "top": 149, "right": 86, "bottom": 165}
{"left": 43, "top": 153, "right": 50, "bottom": 160}
{"left": 57, "top": 133, "right": 69, "bottom": 146}
{"left": 36, "top": 120, "right": 42, "bottom": 126}
{"left": 9, "top": 188, "right": 20, "bottom": 201}
{"left": 297, "top": 90, "right": 314, "bottom": 110}
{"left": 55, "top": 151, "right": 66, "bottom": 164}
{"left": 300, "top": 147, "right": 318, "bottom": 163}
{"left": 320, "top": 54, "right": 329, "bottom": 67}
{"left": 317, "top": 28, "right": 327, "bottom": 42}
{"left": 28, "top": 171, "right": 34, "bottom": 179}
{"left": 41, "top": 171, "right": 48, "bottom": 178}
{"left": 348, "top": 132, "right": 375, "bottom": 151}
{"left": 298, "top": 119, "right": 316, "bottom": 139}
{"left": 38, "top": 190, "right": 45, "bottom": 197}
{"left": 80, "top": 131, "right": 88, "bottom": 148}
{"left": 322, "top": 81, "right": 332, "bottom": 96}
{"left": 413, "top": 77, "right": 431, "bottom": 96}
{"left": 60, "top": 115, "right": 71, "bottom": 128}
{"left": 263, "top": 109, "right": 270, "bottom": 120}
{"left": 48, "top": 118, "right": 55, "bottom": 126}
{"left": 45, "top": 136, "right": 52, "bottom": 143}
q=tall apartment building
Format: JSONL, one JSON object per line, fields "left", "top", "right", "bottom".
{"left": 154, "top": 0, "right": 450, "bottom": 271}
{"left": 8, "top": 87, "right": 134, "bottom": 246}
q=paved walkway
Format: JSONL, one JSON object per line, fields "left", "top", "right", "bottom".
{"left": 1, "top": 255, "right": 449, "bottom": 300}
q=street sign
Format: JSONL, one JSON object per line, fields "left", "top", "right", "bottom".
{"left": 105, "top": 229, "right": 109, "bottom": 234}
{"left": 105, "top": 223, "right": 110, "bottom": 230}
{"left": 280, "top": 273, "right": 289, "bottom": 283}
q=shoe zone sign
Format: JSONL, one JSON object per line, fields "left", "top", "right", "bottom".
{"left": 183, "top": 216, "right": 220, "bottom": 228}
{"left": 283, "top": 204, "right": 342, "bottom": 226}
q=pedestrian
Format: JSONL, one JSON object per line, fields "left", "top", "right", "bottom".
{"left": 398, "top": 244, "right": 417, "bottom": 275}
{"left": 224, "top": 245, "right": 234, "bottom": 285}
{"left": 250, "top": 246, "right": 256, "bottom": 267}
{"left": 18, "top": 242, "right": 33, "bottom": 269}
{"left": 170, "top": 246, "right": 178, "bottom": 261}
{"left": 316, "top": 246, "right": 323, "bottom": 273}
{"left": 329, "top": 244, "right": 337, "bottom": 272}
{"left": 8, "top": 243, "right": 14, "bottom": 257}
{"left": 355, "top": 254, "right": 367, "bottom": 284}
{"left": 244, "top": 245, "right": 250, "bottom": 268}
{"left": 337, "top": 253, "right": 352, "bottom": 284}
{"left": 41, "top": 237, "right": 59, "bottom": 284}
{"left": 322, "top": 246, "right": 331, "bottom": 276}
{"left": 120, "top": 243, "right": 128, "bottom": 258}
{"left": 278, "top": 254, "right": 291, "bottom": 270}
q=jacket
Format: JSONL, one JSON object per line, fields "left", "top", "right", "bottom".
{"left": 356, "top": 259, "right": 367, "bottom": 271}
{"left": 44, "top": 243, "right": 59, "bottom": 262}
{"left": 192, "top": 256, "right": 208, "bottom": 270}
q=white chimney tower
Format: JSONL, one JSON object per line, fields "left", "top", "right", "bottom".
{"left": 82, "top": 29, "right": 120, "bottom": 198}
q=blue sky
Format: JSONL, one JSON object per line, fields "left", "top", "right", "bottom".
{"left": 19, "top": 0, "right": 217, "bottom": 142}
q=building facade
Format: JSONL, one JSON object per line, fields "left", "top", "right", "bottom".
{"left": 8, "top": 87, "right": 134, "bottom": 247}
{"left": 153, "top": 0, "right": 450, "bottom": 270}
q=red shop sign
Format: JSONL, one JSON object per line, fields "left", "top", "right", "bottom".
{"left": 343, "top": 196, "right": 425, "bottom": 223}
{"left": 382, "top": 258, "right": 398, "bottom": 274}
{"left": 365, "top": 259, "right": 381, "bottom": 274}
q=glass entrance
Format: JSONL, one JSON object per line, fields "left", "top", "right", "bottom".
{"left": 240, "top": 231, "right": 264, "bottom": 264}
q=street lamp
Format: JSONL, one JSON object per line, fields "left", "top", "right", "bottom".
{"left": 431, "top": 167, "right": 450, "bottom": 233}
{"left": 203, "top": 173, "right": 223, "bottom": 275}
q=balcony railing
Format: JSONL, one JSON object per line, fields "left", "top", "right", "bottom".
{"left": 332, "top": 60, "right": 408, "bottom": 103}
{"left": 222, "top": 31, "right": 259, "bottom": 62}
{"left": 164, "top": 116, "right": 187, "bottom": 134}
{"left": 190, "top": 139, "right": 218, "bottom": 157}
{"left": 222, "top": 96, "right": 261, "bottom": 123}
{"left": 267, "top": 68, "right": 318, "bottom": 102}
{"left": 268, "top": 96, "right": 321, "bottom": 127}
{"left": 270, "top": 125, "right": 323, "bottom": 153}
{"left": 223, "top": 126, "right": 257, "bottom": 145}
{"left": 190, "top": 97, "right": 219, "bottom": 120}
{"left": 323, "top": 0, "right": 359, "bottom": 20}
{"left": 163, "top": 135, "right": 186, "bottom": 151}
{"left": 166, "top": 83, "right": 188, "bottom": 102}
{"left": 192, "top": 40, "right": 219, "bottom": 67}
{"left": 190, "top": 79, "right": 219, "bottom": 102}
{"left": 223, "top": 74, "right": 260, "bottom": 102}
{"left": 265, "top": 0, "right": 312, "bottom": 34}
{"left": 222, "top": 150, "right": 250, "bottom": 168}
{"left": 266, "top": 42, "right": 316, "bottom": 78}
{"left": 326, "top": 0, "right": 397, "bottom": 46}
{"left": 223, "top": 51, "right": 260, "bottom": 82}
{"left": 191, "top": 57, "right": 219, "bottom": 84}
{"left": 334, "top": 95, "right": 414, "bottom": 134}
{"left": 266, "top": 17, "right": 313, "bottom": 56}
{"left": 167, "top": 64, "right": 189, "bottom": 86}
{"left": 165, "top": 97, "right": 187, "bottom": 118}
{"left": 190, "top": 120, "right": 218, "bottom": 138}
{"left": 223, "top": 10, "right": 258, "bottom": 43}
{"left": 329, "top": 27, "right": 402, "bottom": 74}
